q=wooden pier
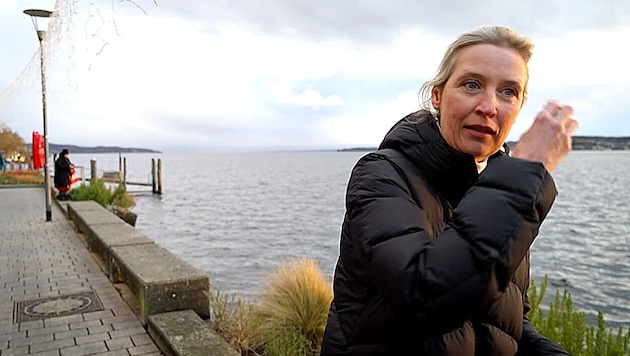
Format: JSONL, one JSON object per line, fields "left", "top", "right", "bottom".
{"left": 82, "top": 156, "right": 162, "bottom": 194}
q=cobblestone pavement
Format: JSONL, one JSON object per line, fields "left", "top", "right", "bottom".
{"left": 0, "top": 187, "right": 163, "bottom": 356}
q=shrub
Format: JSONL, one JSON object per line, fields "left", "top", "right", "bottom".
{"left": 69, "top": 179, "right": 111, "bottom": 207}
{"left": 68, "top": 179, "right": 134, "bottom": 210}
{"left": 529, "top": 276, "right": 630, "bottom": 355}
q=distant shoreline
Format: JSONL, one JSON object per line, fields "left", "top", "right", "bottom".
{"left": 39, "top": 136, "right": 630, "bottom": 154}
{"left": 46, "top": 143, "right": 161, "bottom": 154}
{"left": 339, "top": 136, "right": 630, "bottom": 152}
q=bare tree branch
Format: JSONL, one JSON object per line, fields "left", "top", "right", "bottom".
{"left": 95, "top": 41, "right": 109, "bottom": 56}
{"left": 118, "top": 0, "right": 148, "bottom": 15}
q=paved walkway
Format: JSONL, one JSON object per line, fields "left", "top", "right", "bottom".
{"left": 0, "top": 187, "right": 162, "bottom": 356}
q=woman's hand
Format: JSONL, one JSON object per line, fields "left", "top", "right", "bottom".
{"left": 511, "top": 100, "right": 579, "bottom": 173}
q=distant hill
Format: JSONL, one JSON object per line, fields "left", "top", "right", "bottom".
{"left": 337, "top": 147, "right": 377, "bottom": 152}
{"left": 507, "top": 136, "right": 630, "bottom": 151}
{"left": 45, "top": 143, "right": 161, "bottom": 154}
{"left": 339, "top": 136, "right": 630, "bottom": 152}
{"left": 570, "top": 136, "right": 630, "bottom": 150}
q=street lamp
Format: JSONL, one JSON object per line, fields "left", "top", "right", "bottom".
{"left": 24, "top": 9, "right": 53, "bottom": 222}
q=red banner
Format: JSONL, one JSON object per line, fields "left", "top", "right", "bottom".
{"left": 32, "top": 131, "right": 45, "bottom": 170}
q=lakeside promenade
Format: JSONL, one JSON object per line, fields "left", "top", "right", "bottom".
{"left": 0, "top": 187, "right": 162, "bottom": 355}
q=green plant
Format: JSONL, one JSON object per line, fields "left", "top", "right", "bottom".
{"left": 262, "top": 325, "right": 310, "bottom": 356}
{"left": 69, "top": 179, "right": 111, "bottom": 207}
{"left": 68, "top": 180, "right": 134, "bottom": 210}
{"left": 529, "top": 276, "right": 630, "bottom": 355}
{"left": 207, "top": 289, "right": 258, "bottom": 355}
{"left": 110, "top": 182, "right": 135, "bottom": 210}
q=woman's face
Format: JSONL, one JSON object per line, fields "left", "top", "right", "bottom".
{"left": 431, "top": 44, "right": 526, "bottom": 162}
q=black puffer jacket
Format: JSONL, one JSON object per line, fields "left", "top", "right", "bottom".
{"left": 321, "top": 112, "right": 569, "bottom": 355}
{"left": 54, "top": 156, "right": 73, "bottom": 188}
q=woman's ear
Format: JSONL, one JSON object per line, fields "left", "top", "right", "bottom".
{"left": 431, "top": 87, "right": 442, "bottom": 110}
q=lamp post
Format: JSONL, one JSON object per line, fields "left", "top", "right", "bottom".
{"left": 24, "top": 9, "right": 53, "bottom": 222}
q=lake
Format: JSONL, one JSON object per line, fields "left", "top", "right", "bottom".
{"left": 68, "top": 150, "right": 630, "bottom": 327}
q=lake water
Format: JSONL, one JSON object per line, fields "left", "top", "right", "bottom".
{"left": 68, "top": 150, "right": 630, "bottom": 327}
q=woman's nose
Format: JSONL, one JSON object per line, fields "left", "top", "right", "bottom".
{"left": 477, "top": 90, "right": 498, "bottom": 117}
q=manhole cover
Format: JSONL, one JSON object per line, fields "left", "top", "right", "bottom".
{"left": 14, "top": 291, "right": 104, "bottom": 323}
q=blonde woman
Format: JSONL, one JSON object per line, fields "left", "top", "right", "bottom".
{"left": 321, "top": 26, "right": 576, "bottom": 355}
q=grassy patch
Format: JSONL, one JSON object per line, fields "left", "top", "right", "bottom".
{"left": 0, "top": 171, "right": 44, "bottom": 185}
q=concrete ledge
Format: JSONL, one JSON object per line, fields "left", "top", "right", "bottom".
{"left": 73, "top": 209, "right": 124, "bottom": 233}
{"left": 66, "top": 200, "right": 104, "bottom": 221}
{"left": 148, "top": 310, "right": 240, "bottom": 356}
{"left": 85, "top": 222, "right": 155, "bottom": 276}
{"left": 59, "top": 199, "right": 236, "bottom": 354}
{"left": 110, "top": 244, "right": 210, "bottom": 325}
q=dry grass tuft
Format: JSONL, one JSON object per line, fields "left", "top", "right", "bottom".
{"left": 251, "top": 258, "right": 333, "bottom": 356}
{"left": 207, "top": 258, "right": 333, "bottom": 355}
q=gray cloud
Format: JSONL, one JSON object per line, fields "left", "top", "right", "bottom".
{"left": 157, "top": 0, "right": 630, "bottom": 44}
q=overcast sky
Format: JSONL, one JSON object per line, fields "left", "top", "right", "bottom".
{"left": 1, "top": 0, "right": 629, "bottom": 152}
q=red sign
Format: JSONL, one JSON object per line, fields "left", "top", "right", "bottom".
{"left": 32, "top": 131, "right": 45, "bottom": 170}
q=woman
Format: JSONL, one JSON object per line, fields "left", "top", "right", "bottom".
{"left": 54, "top": 148, "right": 75, "bottom": 200}
{"left": 321, "top": 26, "right": 577, "bottom": 355}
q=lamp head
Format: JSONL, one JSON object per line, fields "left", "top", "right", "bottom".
{"left": 23, "top": 9, "right": 52, "bottom": 41}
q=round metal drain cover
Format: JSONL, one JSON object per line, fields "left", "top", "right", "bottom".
{"left": 14, "top": 291, "right": 105, "bottom": 323}
{"left": 25, "top": 295, "right": 93, "bottom": 316}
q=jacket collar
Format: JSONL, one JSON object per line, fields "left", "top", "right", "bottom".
{"left": 377, "top": 111, "right": 479, "bottom": 207}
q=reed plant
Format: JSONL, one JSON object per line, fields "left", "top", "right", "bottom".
{"left": 528, "top": 276, "right": 630, "bottom": 355}
{"left": 208, "top": 258, "right": 333, "bottom": 356}
{"left": 207, "top": 289, "right": 258, "bottom": 354}
{"left": 109, "top": 182, "right": 135, "bottom": 211}
{"left": 249, "top": 258, "right": 333, "bottom": 356}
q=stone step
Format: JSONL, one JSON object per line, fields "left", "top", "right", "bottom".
{"left": 148, "top": 310, "right": 240, "bottom": 356}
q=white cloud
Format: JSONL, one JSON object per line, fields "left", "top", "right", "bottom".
{"left": 1, "top": 0, "right": 629, "bottom": 150}
{"left": 269, "top": 81, "right": 342, "bottom": 110}
{"left": 318, "top": 90, "right": 421, "bottom": 147}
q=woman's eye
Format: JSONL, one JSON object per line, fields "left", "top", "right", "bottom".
{"left": 502, "top": 88, "right": 518, "bottom": 97}
{"left": 464, "top": 81, "right": 480, "bottom": 90}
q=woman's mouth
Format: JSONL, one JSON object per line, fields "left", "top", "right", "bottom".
{"left": 465, "top": 125, "right": 496, "bottom": 138}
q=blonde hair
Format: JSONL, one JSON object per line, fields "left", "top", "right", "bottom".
{"left": 419, "top": 26, "right": 534, "bottom": 115}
